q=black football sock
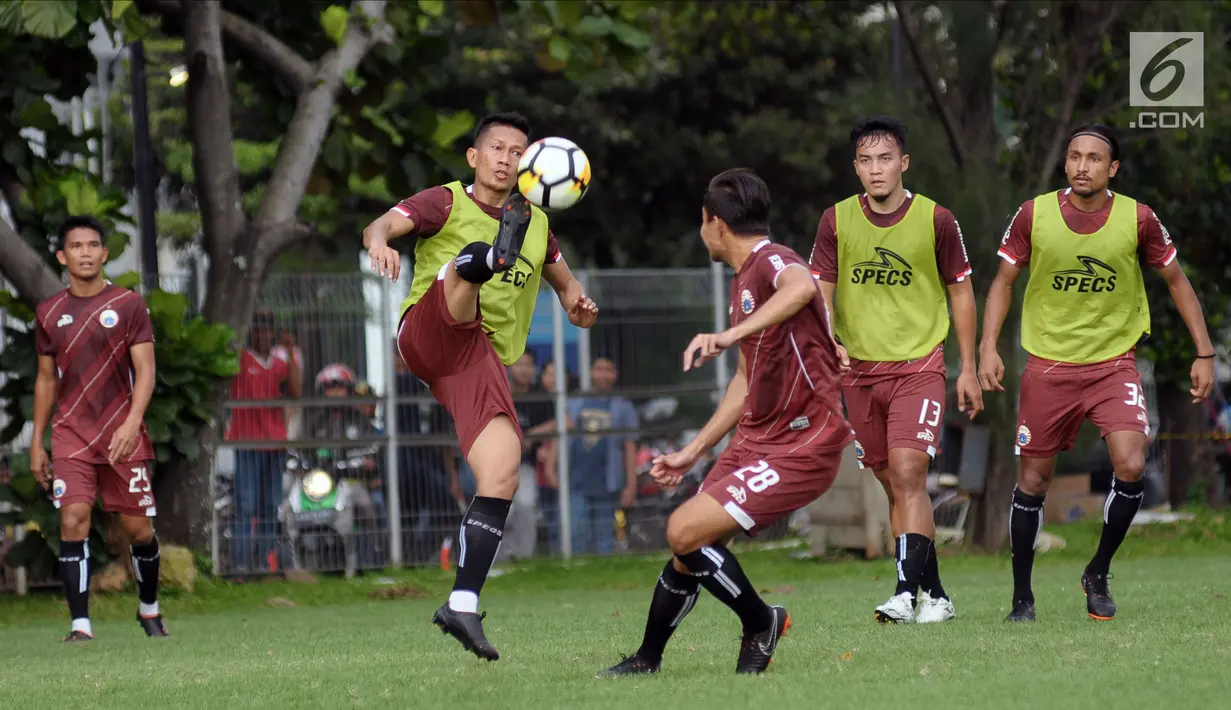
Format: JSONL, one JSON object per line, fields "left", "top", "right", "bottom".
{"left": 635, "top": 559, "right": 701, "bottom": 665}
{"left": 920, "top": 540, "right": 948, "bottom": 600}
{"left": 1010, "top": 487, "right": 1045, "bottom": 605}
{"left": 454, "top": 241, "right": 495, "bottom": 284}
{"left": 1087, "top": 477, "right": 1145, "bottom": 577}
{"left": 677, "top": 544, "right": 772, "bottom": 634}
{"left": 130, "top": 537, "right": 161, "bottom": 615}
{"left": 895, "top": 533, "right": 930, "bottom": 597}
{"left": 449, "top": 496, "right": 512, "bottom": 613}
{"left": 59, "top": 539, "right": 91, "bottom": 632}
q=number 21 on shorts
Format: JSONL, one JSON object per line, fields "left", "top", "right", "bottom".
{"left": 733, "top": 460, "right": 780, "bottom": 493}
{"left": 128, "top": 466, "right": 151, "bottom": 494}
{"left": 918, "top": 398, "right": 941, "bottom": 427}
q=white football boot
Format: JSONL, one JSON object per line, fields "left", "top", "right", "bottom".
{"left": 873, "top": 591, "right": 915, "bottom": 624}
{"left": 914, "top": 591, "right": 956, "bottom": 623}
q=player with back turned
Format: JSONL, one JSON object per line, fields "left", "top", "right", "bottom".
{"left": 980, "top": 124, "right": 1216, "bottom": 622}
{"left": 810, "top": 116, "right": 982, "bottom": 624}
{"left": 362, "top": 112, "right": 597, "bottom": 660}
{"left": 599, "top": 169, "right": 853, "bottom": 677}
{"left": 30, "top": 216, "right": 167, "bottom": 642}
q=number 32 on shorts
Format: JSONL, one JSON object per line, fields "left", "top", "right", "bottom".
{"left": 733, "top": 461, "right": 780, "bottom": 493}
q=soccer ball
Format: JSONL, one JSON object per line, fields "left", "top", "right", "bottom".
{"left": 517, "top": 137, "right": 591, "bottom": 211}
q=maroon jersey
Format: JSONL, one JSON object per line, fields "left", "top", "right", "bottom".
{"left": 35, "top": 284, "right": 155, "bottom": 463}
{"left": 728, "top": 241, "right": 853, "bottom": 454}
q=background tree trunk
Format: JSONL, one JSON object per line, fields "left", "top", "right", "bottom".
{"left": 1158, "top": 384, "right": 1220, "bottom": 507}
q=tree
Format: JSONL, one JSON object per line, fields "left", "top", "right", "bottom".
{"left": 0, "top": 0, "right": 658, "bottom": 551}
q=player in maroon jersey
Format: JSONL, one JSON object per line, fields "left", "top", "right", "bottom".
{"left": 31, "top": 216, "right": 167, "bottom": 642}
{"left": 599, "top": 169, "right": 853, "bottom": 678}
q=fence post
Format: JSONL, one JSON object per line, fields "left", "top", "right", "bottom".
{"left": 711, "top": 260, "right": 729, "bottom": 388}
{"left": 210, "top": 447, "right": 220, "bottom": 577}
{"left": 552, "top": 293, "right": 573, "bottom": 560}
{"left": 578, "top": 269, "right": 592, "bottom": 391}
{"left": 382, "top": 278, "right": 403, "bottom": 568}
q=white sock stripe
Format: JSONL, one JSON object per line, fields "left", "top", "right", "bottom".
{"left": 670, "top": 593, "right": 698, "bottom": 627}
{"left": 132, "top": 555, "right": 142, "bottom": 583}
{"left": 896, "top": 535, "right": 906, "bottom": 582}
{"left": 1103, "top": 487, "right": 1115, "bottom": 525}
{"left": 713, "top": 570, "right": 741, "bottom": 598}
{"left": 457, "top": 523, "right": 468, "bottom": 568}
{"left": 700, "top": 546, "right": 725, "bottom": 568}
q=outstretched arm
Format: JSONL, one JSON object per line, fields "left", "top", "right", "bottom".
{"left": 948, "top": 279, "right": 983, "bottom": 417}
{"left": 1157, "top": 260, "right": 1216, "bottom": 402}
{"left": 684, "top": 264, "right": 817, "bottom": 371}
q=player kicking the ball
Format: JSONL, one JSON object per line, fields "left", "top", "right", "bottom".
{"left": 31, "top": 216, "right": 167, "bottom": 642}
{"left": 599, "top": 169, "right": 853, "bottom": 677}
{"left": 810, "top": 116, "right": 981, "bottom": 624}
{"left": 363, "top": 112, "right": 597, "bottom": 660}
{"left": 980, "top": 124, "right": 1216, "bottom": 622}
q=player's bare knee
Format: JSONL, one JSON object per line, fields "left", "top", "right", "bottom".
{"left": 1110, "top": 451, "right": 1146, "bottom": 481}
{"left": 120, "top": 516, "right": 155, "bottom": 545}
{"left": 59, "top": 506, "right": 91, "bottom": 540}
{"left": 665, "top": 513, "right": 704, "bottom": 556}
{"left": 1017, "top": 465, "right": 1053, "bottom": 497}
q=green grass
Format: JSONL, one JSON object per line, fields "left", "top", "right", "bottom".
{"left": 3, "top": 514, "right": 1231, "bottom": 709}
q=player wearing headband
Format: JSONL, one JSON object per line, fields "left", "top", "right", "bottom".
{"left": 980, "top": 124, "right": 1216, "bottom": 622}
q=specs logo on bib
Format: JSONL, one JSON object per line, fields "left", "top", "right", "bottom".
{"left": 1050, "top": 255, "right": 1117, "bottom": 293}
{"left": 850, "top": 247, "right": 913, "bottom": 287}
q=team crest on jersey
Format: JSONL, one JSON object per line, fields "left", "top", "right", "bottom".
{"left": 52, "top": 478, "right": 66, "bottom": 499}
{"left": 99, "top": 309, "right": 119, "bottom": 328}
{"left": 726, "top": 485, "right": 747, "bottom": 505}
{"left": 740, "top": 289, "right": 755, "bottom": 314}
{"left": 853, "top": 440, "right": 865, "bottom": 460}
{"left": 1016, "top": 425, "right": 1031, "bottom": 447}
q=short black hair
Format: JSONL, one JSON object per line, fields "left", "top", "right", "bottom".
{"left": 56, "top": 215, "right": 106, "bottom": 249}
{"left": 1068, "top": 123, "right": 1120, "bottom": 161}
{"left": 851, "top": 115, "right": 908, "bottom": 155}
{"left": 474, "top": 111, "right": 531, "bottom": 145}
{"left": 703, "top": 168, "right": 771, "bottom": 237}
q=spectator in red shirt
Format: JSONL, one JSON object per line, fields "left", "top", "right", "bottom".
{"left": 226, "top": 310, "right": 302, "bottom": 573}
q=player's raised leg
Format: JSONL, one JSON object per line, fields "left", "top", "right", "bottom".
{"left": 1081, "top": 429, "right": 1148, "bottom": 620}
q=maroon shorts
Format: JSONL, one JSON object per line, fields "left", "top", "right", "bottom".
{"left": 1016, "top": 364, "right": 1149, "bottom": 458}
{"left": 843, "top": 371, "right": 946, "bottom": 471}
{"left": 698, "top": 441, "right": 842, "bottom": 535}
{"left": 51, "top": 459, "right": 156, "bottom": 516}
{"left": 396, "top": 273, "right": 521, "bottom": 456}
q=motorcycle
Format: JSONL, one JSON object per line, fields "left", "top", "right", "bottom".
{"left": 280, "top": 447, "right": 379, "bottom": 578}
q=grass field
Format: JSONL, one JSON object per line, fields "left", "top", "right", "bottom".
{"left": 3, "top": 514, "right": 1230, "bottom": 710}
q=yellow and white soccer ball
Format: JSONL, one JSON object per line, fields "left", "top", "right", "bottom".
{"left": 517, "top": 136, "right": 591, "bottom": 211}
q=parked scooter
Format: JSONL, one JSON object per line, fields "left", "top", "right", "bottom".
{"left": 280, "top": 447, "right": 378, "bottom": 578}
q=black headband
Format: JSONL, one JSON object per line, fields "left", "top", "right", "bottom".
{"left": 1070, "top": 131, "right": 1116, "bottom": 155}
